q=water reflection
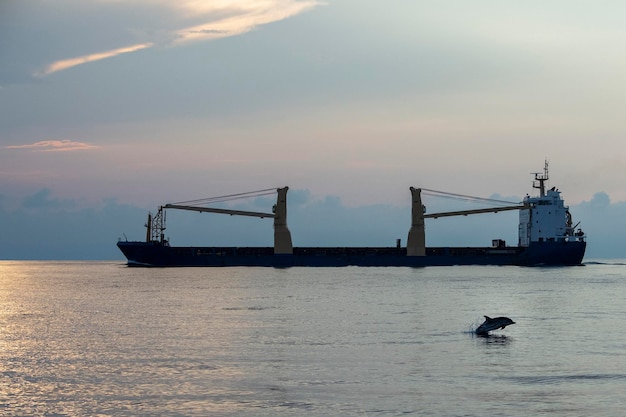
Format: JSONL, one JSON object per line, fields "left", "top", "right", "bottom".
{"left": 473, "top": 333, "right": 513, "bottom": 346}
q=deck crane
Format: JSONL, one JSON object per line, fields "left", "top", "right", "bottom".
{"left": 407, "top": 187, "right": 527, "bottom": 256}
{"left": 145, "top": 187, "right": 293, "bottom": 254}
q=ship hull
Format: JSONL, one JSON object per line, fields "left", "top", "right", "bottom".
{"left": 117, "top": 240, "right": 586, "bottom": 267}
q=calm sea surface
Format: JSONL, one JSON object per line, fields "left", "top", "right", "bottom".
{"left": 1, "top": 261, "right": 626, "bottom": 416}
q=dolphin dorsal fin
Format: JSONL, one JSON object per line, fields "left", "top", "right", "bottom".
{"left": 484, "top": 315, "right": 492, "bottom": 321}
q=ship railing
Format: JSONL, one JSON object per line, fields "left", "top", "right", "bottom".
{"left": 536, "top": 234, "right": 586, "bottom": 243}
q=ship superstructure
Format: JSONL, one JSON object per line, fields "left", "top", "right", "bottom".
{"left": 518, "top": 162, "right": 583, "bottom": 247}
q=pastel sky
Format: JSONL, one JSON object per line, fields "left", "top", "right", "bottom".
{"left": 2, "top": 1, "right": 626, "bottom": 259}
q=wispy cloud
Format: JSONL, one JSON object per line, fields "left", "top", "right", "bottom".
{"left": 7, "top": 140, "right": 99, "bottom": 152}
{"left": 35, "top": 43, "right": 153, "bottom": 77}
{"left": 174, "top": 1, "right": 320, "bottom": 44}
{"left": 35, "top": 0, "right": 321, "bottom": 77}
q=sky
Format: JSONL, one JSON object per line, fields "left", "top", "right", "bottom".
{"left": 2, "top": 0, "right": 626, "bottom": 260}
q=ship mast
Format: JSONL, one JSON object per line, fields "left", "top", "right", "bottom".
{"left": 146, "top": 207, "right": 166, "bottom": 244}
{"left": 532, "top": 160, "right": 549, "bottom": 197}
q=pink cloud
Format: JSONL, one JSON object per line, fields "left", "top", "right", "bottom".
{"left": 6, "top": 140, "right": 99, "bottom": 152}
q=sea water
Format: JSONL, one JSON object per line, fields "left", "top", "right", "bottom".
{"left": 1, "top": 260, "right": 626, "bottom": 416}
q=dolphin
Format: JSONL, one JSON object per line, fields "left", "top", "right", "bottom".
{"left": 475, "top": 316, "right": 515, "bottom": 335}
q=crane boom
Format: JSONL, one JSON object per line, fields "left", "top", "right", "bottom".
{"left": 423, "top": 204, "right": 526, "bottom": 219}
{"left": 163, "top": 204, "right": 276, "bottom": 218}
{"left": 145, "top": 187, "right": 292, "bottom": 253}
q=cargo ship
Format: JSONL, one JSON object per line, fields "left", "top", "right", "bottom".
{"left": 117, "top": 163, "right": 586, "bottom": 267}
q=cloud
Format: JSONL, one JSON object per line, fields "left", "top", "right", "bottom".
{"left": 173, "top": 1, "right": 320, "bottom": 44}
{"left": 34, "top": 0, "right": 321, "bottom": 77}
{"left": 6, "top": 140, "right": 99, "bottom": 152}
{"left": 35, "top": 43, "right": 153, "bottom": 77}
{"left": 21, "top": 188, "right": 76, "bottom": 210}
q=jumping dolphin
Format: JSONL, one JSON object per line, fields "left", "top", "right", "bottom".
{"left": 475, "top": 316, "right": 515, "bottom": 335}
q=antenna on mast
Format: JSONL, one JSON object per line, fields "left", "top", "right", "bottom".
{"left": 532, "top": 159, "right": 549, "bottom": 197}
